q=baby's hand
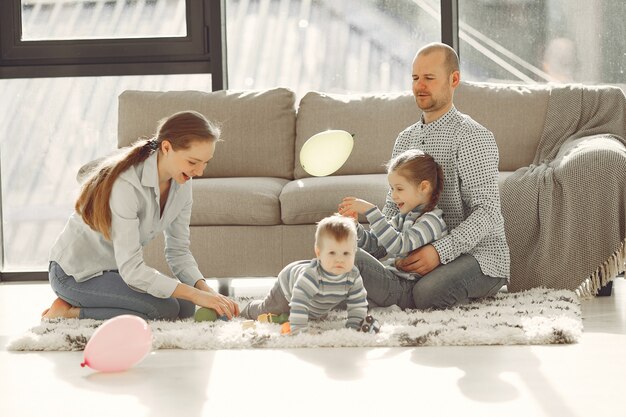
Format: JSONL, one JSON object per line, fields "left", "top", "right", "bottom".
{"left": 339, "top": 197, "right": 376, "bottom": 215}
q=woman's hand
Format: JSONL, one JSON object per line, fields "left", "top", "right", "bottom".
{"left": 339, "top": 197, "right": 375, "bottom": 216}
{"left": 194, "top": 279, "right": 240, "bottom": 318}
{"left": 174, "top": 281, "right": 240, "bottom": 319}
{"left": 194, "top": 291, "right": 240, "bottom": 319}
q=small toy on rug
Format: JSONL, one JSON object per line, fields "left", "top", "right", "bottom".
{"left": 280, "top": 322, "right": 291, "bottom": 335}
{"left": 194, "top": 307, "right": 229, "bottom": 322}
{"left": 257, "top": 312, "right": 289, "bottom": 324}
{"left": 358, "top": 315, "right": 380, "bottom": 333}
{"left": 241, "top": 320, "right": 256, "bottom": 330}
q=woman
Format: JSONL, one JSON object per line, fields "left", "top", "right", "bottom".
{"left": 42, "top": 110, "right": 239, "bottom": 320}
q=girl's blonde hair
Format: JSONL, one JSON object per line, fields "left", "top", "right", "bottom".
{"left": 76, "top": 110, "right": 220, "bottom": 240}
{"left": 386, "top": 149, "right": 444, "bottom": 213}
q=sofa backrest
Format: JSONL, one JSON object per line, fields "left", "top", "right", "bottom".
{"left": 118, "top": 88, "right": 297, "bottom": 179}
{"left": 294, "top": 82, "right": 550, "bottom": 178}
{"left": 294, "top": 91, "right": 418, "bottom": 179}
{"left": 455, "top": 82, "right": 550, "bottom": 172}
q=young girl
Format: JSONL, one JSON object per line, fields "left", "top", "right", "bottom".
{"left": 42, "top": 110, "right": 239, "bottom": 321}
{"left": 339, "top": 149, "right": 447, "bottom": 307}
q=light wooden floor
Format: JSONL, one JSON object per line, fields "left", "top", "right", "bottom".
{"left": 1, "top": 278, "right": 625, "bottom": 417}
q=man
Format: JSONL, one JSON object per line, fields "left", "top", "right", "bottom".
{"left": 352, "top": 42, "right": 510, "bottom": 310}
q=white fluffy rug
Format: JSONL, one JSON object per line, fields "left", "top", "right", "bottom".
{"left": 7, "top": 288, "right": 582, "bottom": 351}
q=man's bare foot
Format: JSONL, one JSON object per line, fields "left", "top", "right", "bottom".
{"left": 41, "top": 298, "right": 79, "bottom": 319}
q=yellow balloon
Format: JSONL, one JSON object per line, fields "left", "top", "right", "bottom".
{"left": 300, "top": 130, "right": 354, "bottom": 176}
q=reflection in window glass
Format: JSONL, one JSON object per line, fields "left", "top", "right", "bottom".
{"left": 0, "top": 74, "right": 212, "bottom": 271}
{"left": 459, "top": 0, "right": 626, "bottom": 84}
{"left": 226, "top": 0, "right": 441, "bottom": 95}
{"left": 20, "top": 0, "right": 187, "bottom": 40}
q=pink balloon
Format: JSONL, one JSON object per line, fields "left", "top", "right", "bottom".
{"left": 81, "top": 315, "right": 152, "bottom": 372}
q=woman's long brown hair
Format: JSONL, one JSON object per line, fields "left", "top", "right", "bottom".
{"left": 75, "top": 110, "right": 220, "bottom": 240}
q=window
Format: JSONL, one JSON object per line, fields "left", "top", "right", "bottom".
{"left": 2, "top": 0, "right": 625, "bottom": 279}
{"left": 458, "top": 0, "right": 626, "bottom": 84}
{"left": 0, "top": 0, "right": 225, "bottom": 89}
{"left": 0, "top": 0, "right": 224, "bottom": 279}
{"left": 21, "top": 0, "right": 188, "bottom": 41}
{"left": 0, "top": 74, "right": 213, "bottom": 273}
{"left": 225, "top": 0, "right": 442, "bottom": 96}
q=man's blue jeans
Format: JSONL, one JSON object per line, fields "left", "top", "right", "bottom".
{"left": 49, "top": 261, "right": 195, "bottom": 320}
{"left": 355, "top": 249, "right": 507, "bottom": 310}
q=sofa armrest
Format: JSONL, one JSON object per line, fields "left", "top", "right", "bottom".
{"left": 549, "top": 134, "right": 626, "bottom": 168}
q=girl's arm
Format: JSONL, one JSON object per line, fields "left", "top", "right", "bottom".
{"left": 340, "top": 197, "right": 387, "bottom": 257}
{"left": 365, "top": 207, "right": 448, "bottom": 256}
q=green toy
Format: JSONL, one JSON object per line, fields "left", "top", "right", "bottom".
{"left": 194, "top": 307, "right": 218, "bottom": 322}
{"left": 257, "top": 312, "right": 289, "bottom": 324}
{"left": 274, "top": 312, "right": 289, "bottom": 324}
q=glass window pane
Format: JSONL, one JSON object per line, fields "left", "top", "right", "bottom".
{"left": 226, "top": 0, "right": 441, "bottom": 96}
{"left": 0, "top": 74, "right": 212, "bottom": 272}
{"left": 459, "top": 0, "right": 626, "bottom": 84}
{"left": 20, "top": 0, "right": 187, "bottom": 41}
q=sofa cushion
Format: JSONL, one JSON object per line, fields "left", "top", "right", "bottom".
{"left": 294, "top": 91, "right": 419, "bottom": 179}
{"left": 191, "top": 177, "right": 289, "bottom": 226}
{"left": 118, "top": 88, "right": 297, "bottom": 179}
{"left": 280, "top": 174, "right": 390, "bottom": 224}
{"left": 455, "top": 82, "right": 549, "bottom": 171}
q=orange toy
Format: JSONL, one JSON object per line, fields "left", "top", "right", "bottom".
{"left": 280, "top": 322, "right": 291, "bottom": 335}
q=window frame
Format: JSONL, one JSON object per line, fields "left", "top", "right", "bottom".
{"left": 0, "top": 0, "right": 227, "bottom": 90}
{"left": 441, "top": 0, "right": 459, "bottom": 56}
{"left": 0, "top": 0, "right": 227, "bottom": 282}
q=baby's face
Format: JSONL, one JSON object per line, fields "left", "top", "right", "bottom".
{"left": 315, "top": 236, "right": 356, "bottom": 275}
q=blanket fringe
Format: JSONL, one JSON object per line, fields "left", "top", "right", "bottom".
{"left": 576, "top": 238, "right": 626, "bottom": 299}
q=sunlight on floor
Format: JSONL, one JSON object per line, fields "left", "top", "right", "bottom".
{"left": 1, "top": 278, "right": 625, "bottom": 417}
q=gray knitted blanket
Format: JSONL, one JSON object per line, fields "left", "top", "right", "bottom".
{"left": 501, "top": 84, "right": 626, "bottom": 296}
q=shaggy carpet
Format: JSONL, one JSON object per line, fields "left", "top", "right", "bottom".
{"left": 6, "top": 288, "right": 582, "bottom": 351}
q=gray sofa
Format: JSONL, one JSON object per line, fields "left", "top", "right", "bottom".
{"left": 115, "top": 82, "right": 626, "bottom": 294}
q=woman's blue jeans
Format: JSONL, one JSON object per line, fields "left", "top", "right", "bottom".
{"left": 355, "top": 249, "right": 507, "bottom": 310}
{"left": 49, "top": 261, "right": 195, "bottom": 320}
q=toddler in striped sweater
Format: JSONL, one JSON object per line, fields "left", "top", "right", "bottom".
{"left": 240, "top": 215, "right": 368, "bottom": 334}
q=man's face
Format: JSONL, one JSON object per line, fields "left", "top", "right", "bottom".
{"left": 411, "top": 50, "right": 459, "bottom": 123}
